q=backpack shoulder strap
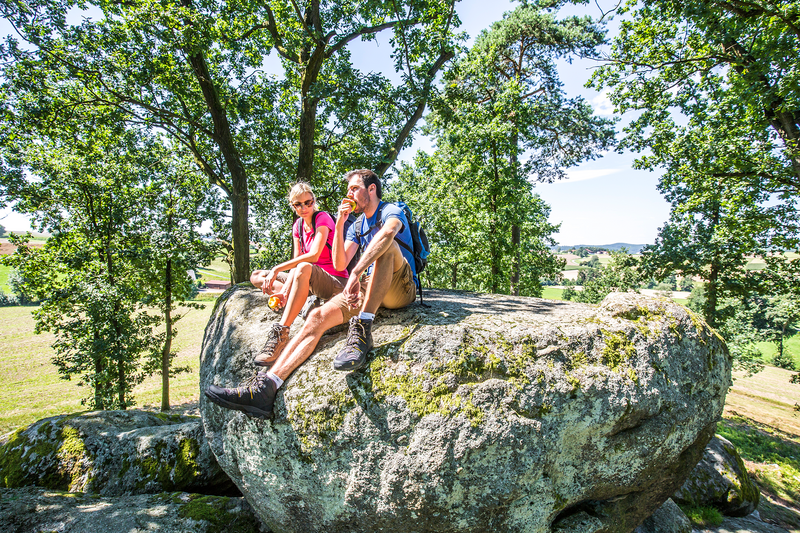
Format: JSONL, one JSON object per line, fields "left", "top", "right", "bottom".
{"left": 300, "top": 211, "right": 326, "bottom": 254}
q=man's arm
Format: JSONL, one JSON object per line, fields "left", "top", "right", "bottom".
{"left": 332, "top": 201, "right": 359, "bottom": 271}
{"left": 348, "top": 218, "right": 402, "bottom": 279}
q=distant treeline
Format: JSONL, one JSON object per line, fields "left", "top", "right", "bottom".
{"left": 553, "top": 244, "right": 647, "bottom": 255}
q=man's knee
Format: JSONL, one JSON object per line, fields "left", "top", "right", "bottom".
{"left": 374, "top": 241, "right": 402, "bottom": 272}
{"left": 306, "top": 301, "right": 344, "bottom": 329}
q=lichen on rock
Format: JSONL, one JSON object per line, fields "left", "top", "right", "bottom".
{"left": 0, "top": 410, "right": 233, "bottom": 496}
{"left": 200, "top": 287, "right": 732, "bottom": 533}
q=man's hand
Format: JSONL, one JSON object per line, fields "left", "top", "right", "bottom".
{"left": 343, "top": 275, "right": 361, "bottom": 309}
{"left": 338, "top": 197, "right": 354, "bottom": 221}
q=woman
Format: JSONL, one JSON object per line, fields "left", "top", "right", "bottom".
{"left": 250, "top": 182, "right": 348, "bottom": 366}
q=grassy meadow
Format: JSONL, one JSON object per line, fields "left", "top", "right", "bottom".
{"left": 0, "top": 302, "right": 214, "bottom": 433}
{"left": 0, "top": 264, "right": 11, "bottom": 294}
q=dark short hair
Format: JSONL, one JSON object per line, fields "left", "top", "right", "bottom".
{"left": 345, "top": 169, "right": 382, "bottom": 199}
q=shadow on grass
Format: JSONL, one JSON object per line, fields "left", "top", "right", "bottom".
{"left": 719, "top": 416, "right": 800, "bottom": 531}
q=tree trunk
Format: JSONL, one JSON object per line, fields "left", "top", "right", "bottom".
{"left": 161, "top": 258, "right": 173, "bottom": 412}
{"left": 511, "top": 225, "right": 520, "bottom": 295}
{"left": 490, "top": 142, "right": 500, "bottom": 293}
{"left": 451, "top": 262, "right": 458, "bottom": 289}
{"left": 94, "top": 330, "right": 105, "bottom": 410}
{"left": 296, "top": 4, "right": 327, "bottom": 181}
{"left": 509, "top": 129, "right": 520, "bottom": 296}
{"left": 374, "top": 51, "right": 455, "bottom": 177}
{"left": 186, "top": 49, "right": 251, "bottom": 283}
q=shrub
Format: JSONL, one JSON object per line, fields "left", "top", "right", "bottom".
{"left": 772, "top": 350, "right": 797, "bottom": 371}
{"left": 0, "top": 289, "right": 20, "bottom": 307}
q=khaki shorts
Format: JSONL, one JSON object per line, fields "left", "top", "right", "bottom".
{"left": 277, "top": 265, "right": 347, "bottom": 301}
{"left": 330, "top": 259, "right": 416, "bottom": 322}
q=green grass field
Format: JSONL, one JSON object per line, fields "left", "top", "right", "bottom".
{"left": 0, "top": 303, "right": 214, "bottom": 434}
{"left": 196, "top": 257, "right": 231, "bottom": 282}
{"left": 755, "top": 336, "right": 800, "bottom": 369}
{"left": 540, "top": 287, "right": 564, "bottom": 300}
{"left": 0, "top": 264, "right": 11, "bottom": 294}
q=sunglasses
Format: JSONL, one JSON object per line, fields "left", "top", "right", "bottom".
{"left": 292, "top": 199, "right": 314, "bottom": 209}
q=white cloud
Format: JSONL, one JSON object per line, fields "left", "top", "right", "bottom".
{"left": 563, "top": 168, "right": 620, "bottom": 182}
{"left": 591, "top": 90, "right": 616, "bottom": 117}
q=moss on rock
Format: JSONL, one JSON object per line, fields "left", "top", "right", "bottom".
{"left": 177, "top": 494, "right": 263, "bottom": 532}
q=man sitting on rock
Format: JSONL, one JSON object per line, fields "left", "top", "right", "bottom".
{"left": 204, "top": 169, "right": 418, "bottom": 419}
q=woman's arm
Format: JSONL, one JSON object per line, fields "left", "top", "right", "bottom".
{"left": 265, "top": 225, "right": 331, "bottom": 289}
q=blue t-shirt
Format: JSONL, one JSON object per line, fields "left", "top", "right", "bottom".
{"left": 345, "top": 201, "right": 418, "bottom": 284}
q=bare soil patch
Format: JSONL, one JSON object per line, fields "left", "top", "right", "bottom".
{"left": 0, "top": 242, "right": 44, "bottom": 255}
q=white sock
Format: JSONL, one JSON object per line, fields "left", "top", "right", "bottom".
{"left": 358, "top": 311, "right": 375, "bottom": 321}
{"left": 266, "top": 371, "right": 284, "bottom": 389}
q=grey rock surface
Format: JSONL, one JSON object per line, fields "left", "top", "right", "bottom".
{"left": 0, "top": 487, "right": 268, "bottom": 533}
{"left": 635, "top": 499, "right": 692, "bottom": 533}
{"left": 674, "top": 435, "right": 760, "bottom": 517}
{"left": 693, "top": 512, "right": 789, "bottom": 533}
{"left": 0, "top": 410, "right": 232, "bottom": 495}
{"left": 201, "top": 287, "right": 732, "bottom": 533}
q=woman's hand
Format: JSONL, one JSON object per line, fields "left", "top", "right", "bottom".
{"left": 262, "top": 269, "right": 278, "bottom": 295}
{"left": 272, "top": 291, "right": 288, "bottom": 307}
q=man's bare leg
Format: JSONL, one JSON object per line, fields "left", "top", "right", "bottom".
{"left": 205, "top": 301, "right": 345, "bottom": 419}
{"left": 270, "top": 302, "right": 345, "bottom": 382}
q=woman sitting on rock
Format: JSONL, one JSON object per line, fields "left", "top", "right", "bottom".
{"left": 249, "top": 182, "right": 348, "bottom": 366}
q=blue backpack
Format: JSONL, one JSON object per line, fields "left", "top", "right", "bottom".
{"left": 354, "top": 201, "right": 431, "bottom": 303}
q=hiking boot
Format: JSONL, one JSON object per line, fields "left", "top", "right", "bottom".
{"left": 204, "top": 371, "right": 277, "bottom": 420}
{"left": 254, "top": 323, "right": 290, "bottom": 367}
{"left": 333, "top": 317, "right": 373, "bottom": 371}
{"left": 301, "top": 295, "right": 322, "bottom": 320}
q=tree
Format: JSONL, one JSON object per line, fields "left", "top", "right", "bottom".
{"left": 761, "top": 295, "right": 799, "bottom": 370}
{"left": 1, "top": 0, "right": 461, "bottom": 281}
{"left": 136, "top": 148, "right": 218, "bottom": 411}
{"left": 566, "top": 249, "right": 642, "bottom": 304}
{"left": 640, "top": 166, "right": 794, "bottom": 327}
{"left": 0, "top": 223, "right": 5, "bottom": 237}
{"left": 591, "top": 0, "right": 800, "bottom": 328}
{"left": 0, "top": 110, "right": 213, "bottom": 409}
{"left": 591, "top": 0, "right": 800, "bottom": 196}
{"left": 394, "top": 2, "right": 613, "bottom": 295}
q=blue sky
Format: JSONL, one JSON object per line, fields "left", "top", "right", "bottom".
{"left": 0, "top": 0, "right": 671, "bottom": 246}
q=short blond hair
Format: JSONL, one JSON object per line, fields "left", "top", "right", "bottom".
{"left": 288, "top": 181, "right": 316, "bottom": 205}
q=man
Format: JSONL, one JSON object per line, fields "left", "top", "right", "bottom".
{"left": 204, "top": 169, "right": 418, "bottom": 420}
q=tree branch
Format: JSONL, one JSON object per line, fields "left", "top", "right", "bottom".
{"left": 326, "top": 19, "right": 416, "bottom": 57}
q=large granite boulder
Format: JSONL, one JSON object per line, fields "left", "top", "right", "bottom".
{"left": 0, "top": 410, "right": 233, "bottom": 495}
{"left": 200, "top": 287, "right": 732, "bottom": 533}
{"left": 673, "top": 434, "right": 760, "bottom": 517}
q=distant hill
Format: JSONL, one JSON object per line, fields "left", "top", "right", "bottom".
{"left": 554, "top": 243, "right": 649, "bottom": 254}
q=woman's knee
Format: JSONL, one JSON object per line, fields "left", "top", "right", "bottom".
{"left": 250, "top": 270, "right": 267, "bottom": 287}
{"left": 295, "top": 262, "right": 313, "bottom": 279}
